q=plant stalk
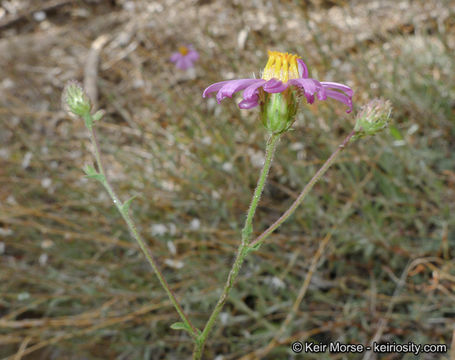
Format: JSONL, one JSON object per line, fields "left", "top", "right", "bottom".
{"left": 86, "top": 118, "right": 198, "bottom": 338}
{"left": 249, "top": 129, "right": 356, "bottom": 249}
{"left": 192, "top": 133, "right": 280, "bottom": 359}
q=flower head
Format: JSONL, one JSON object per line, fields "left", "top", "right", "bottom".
{"left": 203, "top": 50, "right": 353, "bottom": 133}
{"left": 170, "top": 45, "right": 199, "bottom": 70}
{"left": 353, "top": 98, "right": 392, "bottom": 140}
{"left": 62, "top": 81, "right": 106, "bottom": 129}
{"left": 62, "top": 81, "right": 91, "bottom": 117}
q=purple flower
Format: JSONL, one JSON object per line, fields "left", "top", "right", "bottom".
{"left": 170, "top": 45, "right": 199, "bottom": 70}
{"left": 203, "top": 51, "right": 353, "bottom": 113}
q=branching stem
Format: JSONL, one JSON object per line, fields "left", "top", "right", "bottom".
{"left": 192, "top": 133, "right": 281, "bottom": 359}
{"left": 85, "top": 115, "right": 198, "bottom": 339}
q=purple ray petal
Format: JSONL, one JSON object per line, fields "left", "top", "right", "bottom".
{"left": 305, "top": 94, "right": 315, "bottom": 104}
{"left": 216, "top": 79, "right": 260, "bottom": 103}
{"left": 325, "top": 89, "right": 353, "bottom": 113}
{"left": 177, "top": 57, "right": 191, "bottom": 70}
{"left": 203, "top": 81, "right": 233, "bottom": 98}
{"left": 170, "top": 53, "right": 181, "bottom": 62}
{"left": 289, "top": 78, "right": 319, "bottom": 96}
{"left": 239, "top": 96, "right": 260, "bottom": 109}
{"left": 183, "top": 58, "right": 194, "bottom": 70}
{"left": 242, "top": 80, "right": 267, "bottom": 101}
{"left": 263, "top": 79, "right": 288, "bottom": 93}
{"left": 186, "top": 50, "right": 199, "bottom": 61}
{"left": 321, "top": 82, "right": 354, "bottom": 97}
{"left": 316, "top": 85, "right": 327, "bottom": 100}
{"left": 202, "top": 80, "right": 237, "bottom": 97}
{"left": 297, "top": 59, "right": 308, "bottom": 79}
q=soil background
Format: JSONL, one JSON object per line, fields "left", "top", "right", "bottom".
{"left": 1, "top": 0, "right": 454, "bottom": 359}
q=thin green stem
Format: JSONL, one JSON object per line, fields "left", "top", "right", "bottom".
{"left": 192, "top": 133, "right": 280, "bottom": 360}
{"left": 242, "top": 133, "right": 281, "bottom": 245}
{"left": 86, "top": 118, "right": 197, "bottom": 339}
{"left": 249, "top": 129, "right": 356, "bottom": 249}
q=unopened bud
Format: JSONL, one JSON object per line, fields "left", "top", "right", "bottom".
{"left": 62, "top": 81, "right": 91, "bottom": 118}
{"left": 353, "top": 98, "right": 391, "bottom": 140}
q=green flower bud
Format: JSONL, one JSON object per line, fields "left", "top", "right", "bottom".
{"left": 353, "top": 98, "right": 392, "bottom": 140}
{"left": 62, "top": 81, "right": 91, "bottom": 118}
{"left": 260, "top": 90, "right": 298, "bottom": 134}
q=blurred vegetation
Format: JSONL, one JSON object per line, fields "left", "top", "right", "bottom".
{"left": 0, "top": 0, "right": 454, "bottom": 359}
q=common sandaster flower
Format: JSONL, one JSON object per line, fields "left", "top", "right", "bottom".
{"left": 170, "top": 45, "right": 199, "bottom": 70}
{"left": 203, "top": 50, "right": 353, "bottom": 118}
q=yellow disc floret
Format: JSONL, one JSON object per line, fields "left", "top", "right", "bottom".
{"left": 178, "top": 46, "right": 189, "bottom": 56}
{"left": 262, "top": 51, "right": 301, "bottom": 82}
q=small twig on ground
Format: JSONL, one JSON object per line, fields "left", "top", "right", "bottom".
{"left": 84, "top": 34, "right": 110, "bottom": 110}
{"left": 361, "top": 258, "right": 438, "bottom": 360}
{"left": 12, "top": 336, "right": 31, "bottom": 360}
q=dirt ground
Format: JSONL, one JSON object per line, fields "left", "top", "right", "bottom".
{"left": 1, "top": 0, "right": 455, "bottom": 359}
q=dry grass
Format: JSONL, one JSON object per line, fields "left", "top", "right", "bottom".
{"left": 1, "top": 0, "right": 454, "bottom": 359}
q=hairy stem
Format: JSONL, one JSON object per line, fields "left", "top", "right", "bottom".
{"left": 193, "top": 133, "right": 280, "bottom": 359}
{"left": 249, "top": 129, "right": 356, "bottom": 249}
{"left": 86, "top": 117, "right": 197, "bottom": 338}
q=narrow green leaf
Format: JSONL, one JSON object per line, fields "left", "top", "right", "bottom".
{"left": 121, "top": 195, "right": 137, "bottom": 213}
{"left": 389, "top": 125, "right": 403, "bottom": 140}
{"left": 83, "top": 164, "right": 97, "bottom": 176}
{"left": 170, "top": 322, "right": 190, "bottom": 332}
{"left": 83, "top": 165, "right": 105, "bottom": 183}
{"left": 87, "top": 173, "right": 105, "bottom": 183}
{"left": 245, "top": 242, "right": 261, "bottom": 255}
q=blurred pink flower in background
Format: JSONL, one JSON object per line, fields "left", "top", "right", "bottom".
{"left": 170, "top": 45, "right": 199, "bottom": 70}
